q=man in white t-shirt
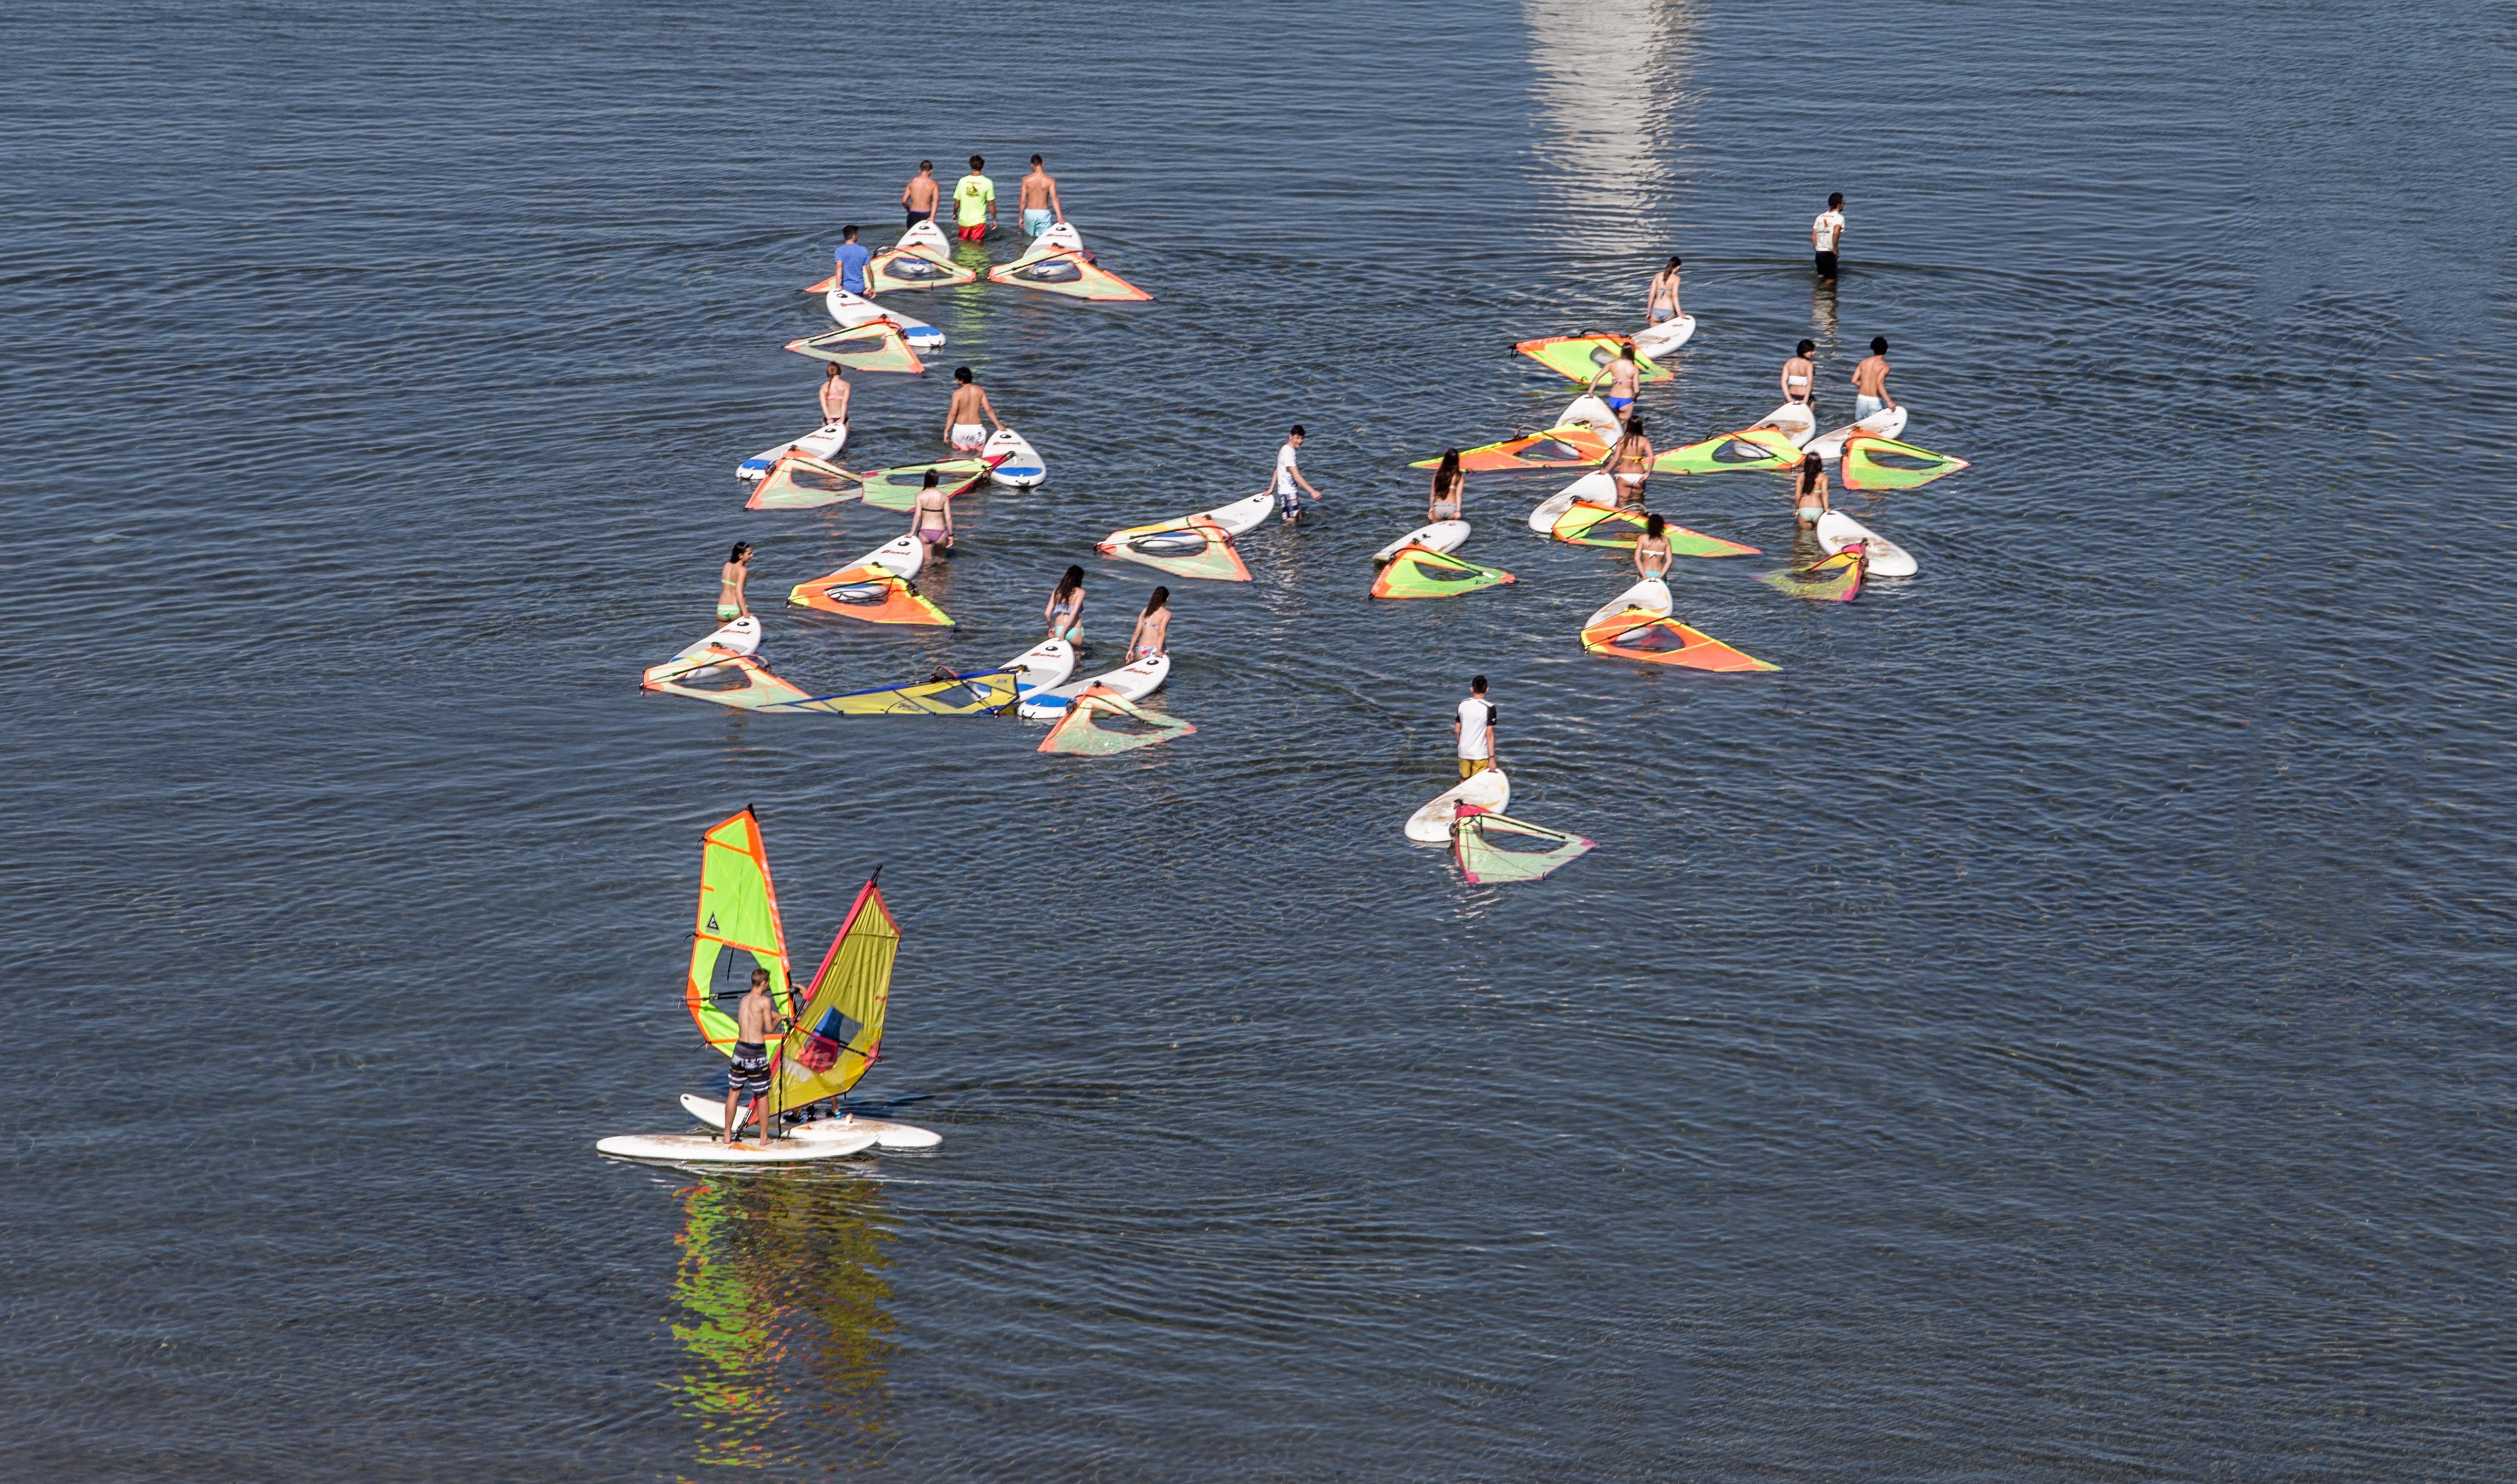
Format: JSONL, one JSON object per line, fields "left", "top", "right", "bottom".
{"left": 1267, "top": 424, "right": 1324, "bottom": 524}
{"left": 1453, "top": 675, "right": 1498, "bottom": 779}
{"left": 1811, "top": 192, "right": 1846, "bottom": 279}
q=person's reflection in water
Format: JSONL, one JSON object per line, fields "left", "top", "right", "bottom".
{"left": 1810, "top": 274, "right": 1839, "bottom": 340}
{"left": 670, "top": 1172, "right": 899, "bottom": 1469}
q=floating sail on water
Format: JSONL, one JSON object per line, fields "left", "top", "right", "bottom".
{"left": 1037, "top": 685, "right": 1196, "bottom": 756}
{"left": 1452, "top": 808, "right": 1595, "bottom": 884}
{"left": 1838, "top": 435, "right": 1970, "bottom": 490}
{"left": 787, "top": 569, "right": 953, "bottom": 626}
{"left": 786, "top": 321, "right": 925, "bottom": 374}
{"left": 1652, "top": 427, "right": 1806, "bottom": 475}
{"left": 1371, "top": 545, "right": 1515, "bottom": 599}
{"left": 987, "top": 240, "right": 1152, "bottom": 302}
{"left": 686, "top": 809, "right": 793, "bottom": 1053}
{"left": 1756, "top": 549, "right": 1864, "bottom": 603}
{"left": 746, "top": 450, "right": 866, "bottom": 510}
{"left": 1579, "top": 609, "right": 1778, "bottom": 672}
{"left": 765, "top": 669, "right": 1017, "bottom": 716}
{"left": 1513, "top": 334, "right": 1672, "bottom": 384}
{"left": 1096, "top": 515, "right": 1251, "bottom": 582}
{"left": 642, "top": 650, "right": 818, "bottom": 709}
{"left": 859, "top": 459, "right": 994, "bottom": 511}
{"left": 1549, "top": 502, "right": 1759, "bottom": 556}
{"left": 866, "top": 242, "right": 976, "bottom": 294}
{"left": 1409, "top": 426, "right": 1610, "bottom": 472}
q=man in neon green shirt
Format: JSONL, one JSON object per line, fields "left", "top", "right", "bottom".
{"left": 953, "top": 154, "right": 995, "bottom": 242}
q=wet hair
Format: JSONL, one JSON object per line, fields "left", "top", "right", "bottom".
{"left": 1871, "top": 336, "right": 1889, "bottom": 354}
{"left": 1054, "top": 564, "right": 1085, "bottom": 600}
{"left": 1288, "top": 424, "right": 1306, "bottom": 438}
{"left": 1796, "top": 338, "right": 1816, "bottom": 356}
{"left": 750, "top": 967, "right": 770, "bottom": 987}
{"left": 1435, "top": 449, "right": 1461, "bottom": 487}
{"left": 954, "top": 366, "right": 974, "bottom": 383}
{"left": 922, "top": 470, "right": 941, "bottom": 487}
{"left": 1828, "top": 192, "right": 1844, "bottom": 208}
{"left": 825, "top": 361, "right": 845, "bottom": 379}
{"left": 969, "top": 154, "right": 984, "bottom": 170}
{"left": 1470, "top": 675, "right": 1488, "bottom": 693}
{"left": 1623, "top": 414, "right": 1647, "bottom": 438}
{"left": 1798, "top": 453, "right": 1824, "bottom": 493}
{"left": 842, "top": 224, "right": 859, "bottom": 240}
{"left": 1646, "top": 513, "right": 1666, "bottom": 537}
{"left": 1143, "top": 585, "right": 1170, "bottom": 614}
{"left": 730, "top": 542, "right": 752, "bottom": 562}
{"left": 1030, "top": 153, "right": 1044, "bottom": 165}
{"left": 1619, "top": 338, "right": 1637, "bottom": 355}
{"left": 919, "top": 159, "right": 932, "bottom": 171}
{"left": 1665, "top": 255, "right": 1682, "bottom": 270}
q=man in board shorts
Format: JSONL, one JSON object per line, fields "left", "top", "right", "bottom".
{"left": 954, "top": 156, "right": 995, "bottom": 242}
{"left": 1019, "top": 154, "right": 1064, "bottom": 238}
{"left": 1454, "top": 676, "right": 1498, "bottom": 779}
{"left": 943, "top": 366, "right": 999, "bottom": 452}
{"left": 720, "top": 967, "right": 787, "bottom": 1145}
{"left": 1850, "top": 337, "right": 1897, "bottom": 421}
{"left": 1268, "top": 425, "right": 1323, "bottom": 523}
{"left": 901, "top": 161, "right": 938, "bottom": 227}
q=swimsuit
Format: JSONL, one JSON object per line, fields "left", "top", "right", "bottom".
{"left": 1854, "top": 393, "right": 1886, "bottom": 420}
{"left": 1023, "top": 207, "right": 1055, "bottom": 236}
{"left": 1606, "top": 394, "right": 1634, "bottom": 412}
{"left": 904, "top": 208, "right": 932, "bottom": 226}
{"left": 716, "top": 602, "right": 740, "bottom": 621}
{"left": 728, "top": 1041, "right": 772, "bottom": 1096}
{"left": 949, "top": 423, "right": 987, "bottom": 450}
{"left": 1429, "top": 500, "right": 1461, "bottom": 522}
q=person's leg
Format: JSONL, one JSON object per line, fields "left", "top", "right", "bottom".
{"left": 722, "top": 1085, "right": 742, "bottom": 1142}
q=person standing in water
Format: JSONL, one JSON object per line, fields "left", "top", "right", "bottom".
{"left": 717, "top": 542, "right": 754, "bottom": 622}
{"left": 1454, "top": 676, "right": 1498, "bottom": 779}
{"left": 901, "top": 161, "right": 940, "bottom": 228}
{"left": 1427, "top": 449, "right": 1464, "bottom": 523}
{"left": 1590, "top": 338, "right": 1644, "bottom": 420}
{"left": 831, "top": 224, "right": 871, "bottom": 297}
{"left": 1646, "top": 256, "right": 1684, "bottom": 324}
{"left": 1045, "top": 565, "right": 1086, "bottom": 644}
{"left": 1126, "top": 586, "right": 1171, "bottom": 659}
{"left": 943, "top": 366, "right": 1000, "bottom": 452}
{"left": 953, "top": 155, "right": 996, "bottom": 242}
{"left": 909, "top": 470, "right": 954, "bottom": 555}
{"left": 1634, "top": 513, "right": 1674, "bottom": 580}
{"left": 818, "top": 363, "right": 851, "bottom": 430}
{"left": 1267, "top": 425, "right": 1323, "bottom": 523}
{"left": 1608, "top": 414, "right": 1655, "bottom": 511}
{"left": 720, "top": 966, "right": 788, "bottom": 1145}
{"left": 1781, "top": 339, "right": 1817, "bottom": 409}
{"left": 1850, "top": 336, "right": 1897, "bottom": 421}
{"left": 1811, "top": 192, "right": 1846, "bottom": 278}
{"left": 1793, "top": 451, "right": 1830, "bottom": 528}
{"left": 1018, "top": 154, "right": 1064, "bottom": 238}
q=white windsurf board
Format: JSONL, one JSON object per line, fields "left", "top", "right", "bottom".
{"left": 1755, "top": 402, "right": 1817, "bottom": 446}
{"left": 1529, "top": 471, "right": 1614, "bottom": 533}
{"left": 1405, "top": 768, "right": 1512, "bottom": 844}
{"left": 984, "top": 427, "right": 1046, "bottom": 487}
{"left": 677, "top": 1093, "right": 941, "bottom": 1150}
{"left": 596, "top": 1129, "right": 880, "bottom": 1163}
{"left": 1815, "top": 510, "right": 1917, "bottom": 578}
{"left": 1020, "top": 652, "right": 1169, "bottom": 719}
{"left": 1807, "top": 405, "right": 1910, "bottom": 461}
{"left": 1003, "top": 636, "right": 1077, "bottom": 697}
{"left": 1584, "top": 577, "right": 1672, "bottom": 629}
{"left": 826, "top": 287, "right": 943, "bottom": 348}
{"left": 1199, "top": 492, "right": 1276, "bottom": 537}
{"left": 1633, "top": 314, "right": 1696, "bottom": 358}
{"left": 737, "top": 420, "right": 848, "bottom": 480}
{"left": 1374, "top": 520, "right": 1471, "bottom": 564}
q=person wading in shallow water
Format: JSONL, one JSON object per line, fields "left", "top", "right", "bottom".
{"left": 1454, "top": 675, "right": 1498, "bottom": 779}
{"left": 901, "top": 160, "right": 940, "bottom": 228}
{"left": 720, "top": 967, "right": 789, "bottom": 1145}
{"left": 1609, "top": 414, "right": 1655, "bottom": 511}
{"left": 1812, "top": 192, "right": 1846, "bottom": 277}
{"left": 717, "top": 542, "right": 752, "bottom": 622}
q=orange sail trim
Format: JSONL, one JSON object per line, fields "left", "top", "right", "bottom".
{"left": 787, "top": 568, "right": 955, "bottom": 626}
{"left": 1580, "top": 610, "right": 1779, "bottom": 672}
{"left": 642, "top": 650, "right": 819, "bottom": 709}
{"left": 785, "top": 321, "right": 924, "bottom": 374}
{"left": 685, "top": 808, "right": 793, "bottom": 1053}
{"left": 866, "top": 245, "right": 976, "bottom": 293}
{"left": 1409, "top": 426, "right": 1610, "bottom": 472}
{"left": 987, "top": 245, "right": 1153, "bottom": 302}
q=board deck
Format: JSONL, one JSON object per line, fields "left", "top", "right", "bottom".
{"left": 596, "top": 1129, "right": 881, "bottom": 1163}
{"left": 1406, "top": 768, "right": 1512, "bottom": 844}
{"left": 1374, "top": 520, "right": 1470, "bottom": 564}
{"left": 677, "top": 1093, "right": 942, "bottom": 1150}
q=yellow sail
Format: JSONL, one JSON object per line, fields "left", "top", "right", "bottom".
{"left": 778, "top": 879, "right": 899, "bottom": 1105}
{"left": 686, "top": 809, "right": 791, "bottom": 1052}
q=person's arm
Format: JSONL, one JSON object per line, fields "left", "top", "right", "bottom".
{"left": 1811, "top": 218, "right": 1822, "bottom": 250}
{"left": 1049, "top": 180, "right": 1064, "bottom": 222}
{"left": 987, "top": 184, "right": 998, "bottom": 225}
{"left": 977, "top": 388, "right": 1000, "bottom": 429}
{"left": 1883, "top": 365, "right": 1896, "bottom": 409}
{"left": 1296, "top": 465, "right": 1323, "bottom": 499}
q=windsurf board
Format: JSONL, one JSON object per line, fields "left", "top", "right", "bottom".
{"left": 1815, "top": 510, "right": 1916, "bottom": 578}
{"left": 1020, "top": 653, "right": 1170, "bottom": 720}
{"left": 677, "top": 1093, "right": 941, "bottom": 1150}
{"left": 1528, "top": 471, "right": 1615, "bottom": 533}
{"left": 737, "top": 420, "right": 848, "bottom": 481}
{"left": 1374, "top": 520, "right": 1470, "bottom": 564}
{"left": 1807, "top": 405, "right": 1910, "bottom": 461}
{"left": 1405, "top": 768, "right": 1512, "bottom": 844}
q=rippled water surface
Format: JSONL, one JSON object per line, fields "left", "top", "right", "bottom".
{"left": 8, "top": 0, "right": 2514, "bottom": 1477}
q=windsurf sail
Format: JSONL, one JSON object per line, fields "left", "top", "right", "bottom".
{"left": 1037, "top": 685, "right": 1196, "bottom": 756}
{"left": 1652, "top": 427, "right": 1806, "bottom": 475}
{"left": 776, "top": 878, "right": 900, "bottom": 1106}
{"left": 1756, "top": 549, "right": 1864, "bottom": 603}
{"left": 745, "top": 450, "right": 866, "bottom": 510}
{"left": 1371, "top": 545, "right": 1516, "bottom": 599}
{"left": 1580, "top": 610, "right": 1779, "bottom": 672}
{"left": 764, "top": 669, "right": 1018, "bottom": 716}
{"left": 1839, "top": 435, "right": 1970, "bottom": 490}
{"left": 987, "top": 244, "right": 1152, "bottom": 302}
{"left": 1452, "top": 808, "right": 1595, "bottom": 884}
{"left": 1097, "top": 516, "right": 1251, "bottom": 582}
{"left": 786, "top": 321, "right": 924, "bottom": 374}
{"left": 1550, "top": 502, "right": 1760, "bottom": 556}
{"left": 687, "top": 808, "right": 792, "bottom": 1053}
{"left": 1514, "top": 334, "right": 1672, "bottom": 385}
{"left": 642, "top": 650, "right": 818, "bottom": 710}
{"left": 858, "top": 459, "right": 994, "bottom": 511}
{"left": 787, "top": 569, "right": 954, "bottom": 626}
{"left": 866, "top": 245, "right": 977, "bottom": 293}
{"left": 1408, "top": 426, "right": 1610, "bottom": 472}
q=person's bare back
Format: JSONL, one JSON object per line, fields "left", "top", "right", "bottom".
{"left": 902, "top": 165, "right": 939, "bottom": 215}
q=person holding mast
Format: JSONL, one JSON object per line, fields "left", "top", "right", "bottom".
{"left": 720, "top": 967, "right": 789, "bottom": 1146}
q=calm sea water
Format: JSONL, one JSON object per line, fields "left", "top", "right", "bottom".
{"left": 8, "top": 0, "right": 2513, "bottom": 1477}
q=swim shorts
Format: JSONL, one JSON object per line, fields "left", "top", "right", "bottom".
{"left": 1024, "top": 208, "right": 1055, "bottom": 236}
{"left": 1278, "top": 488, "right": 1302, "bottom": 519}
{"left": 949, "top": 423, "right": 987, "bottom": 451}
{"left": 1815, "top": 250, "right": 1839, "bottom": 278}
{"left": 958, "top": 223, "right": 987, "bottom": 242}
{"left": 1854, "top": 394, "right": 1886, "bottom": 421}
{"left": 905, "top": 209, "right": 932, "bottom": 227}
{"left": 728, "top": 1042, "right": 772, "bottom": 1096}
{"left": 716, "top": 603, "right": 740, "bottom": 622}
{"left": 1458, "top": 757, "right": 1491, "bottom": 780}
{"left": 1606, "top": 395, "right": 1634, "bottom": 413}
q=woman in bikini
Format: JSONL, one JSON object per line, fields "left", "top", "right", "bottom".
{"left": 1634, "top": 513, "right": 1674, "bottom": 580}
{"left": 1609, "top": 415, "right": 1654, "bottom": 511}
{"left": 717, "top": 542, "right": 752, "bottom": 621}
{"left": 1793, "top": 451, "right": 1830, "bottom": 528}
{"left": 1126, "top": 586, "right": 1171, "bottom": 659}
{"left": 819, "top": 362, "right": 851, "bottom": 429}
{"left": 1646, "top": 256, "right": 1683, "bottom": 323}
{"left": 909, "top": 470, "right": 953, "bottom": 554}
{"left": 1427, "top": 449, "right": 1464, "bottom": 522}
{"left": 1045, "top": 565, "right": 1086, "bottom": 644}
{"left": 1780, "top": 338, "right": 1817, "bottom": 408}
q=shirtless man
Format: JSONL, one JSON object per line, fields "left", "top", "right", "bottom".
{"left": 901, "top": 161, "right": 940, "bottom": 228}
{"left": 1634, "top": 513, "right": 1674, "bottom": 579}
{"left": 1646, "top": 256, "right": 1683, "bottom": 323}
{"left": 717, "top": 542, "right": 753, "bottom": 623}
{"left": 720, "top": 967, "right": 788, "bottom": 1145}
{"left": 1607, "top": 415, "right": 1654, "bottom": 511}
{"left": 1780, "top": 339, "right": 1817, "bottom": 408}
{"left": 1018, "top": 154, "right": 1064, "bottom": 238}
{"left": 1850, "top": 336, "right": 1897, "bottom": 421}
{"left": 819, "top": 363, "right": 851, "bottom": 429}
{"left": 953, "top": 155, "right": 996, "bottom": 242}
{"left": 1590, "top": 338, "right": 1643, "bottom": 421}
{"left": 943, "top": 366, "right": 1000, "bottom": 452}
{"left": 909, "top": 470, "right": 954, "bottom": 555}
{"left": 1811, "top": 192, "right": 1845, "bottom": 278}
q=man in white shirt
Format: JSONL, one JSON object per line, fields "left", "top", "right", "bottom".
{"left": 1811, "top": 192, "right": 1846, "bottom": 279}
{"left": 1453, "top": 676, "right": 1498, "bottom": 779}
{"left": 1267, "top": 424, "right": 1323, "bottom": 524}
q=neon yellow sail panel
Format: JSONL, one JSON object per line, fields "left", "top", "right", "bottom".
{"left": 1756, "top": 550, "right": 1864, "bottom": 603}
{"left": 1452, "top": 809, "right": 1595, "bottom": 884}
{"left": 686, "top": 809, "right": 792, "bottom": 1053}
{"left": 1550, "top": 502, "right": 1760, "bottom": 557}
{"left": 858, "top": 459, "right": 992, "bottom": 512}
{"left": 1097, "top": 516, "right": 1251, "bottom": 581}
{"left": 785, "top": 322, "right": 924, "bottom": 374}
{"left": 1371, "top": 545, "right": 1515, "bottom": 599}
{"left": 642, "top": 650, "right": 818, "bottom": 710}
{"left": 765, "top": 669, "right": 1018, "bottom": 716}
{"left": 745, "top": 451, "right": 865, "bottom": 510}
{"left": 778, "top": 880, "right": 899, "bottom": 1105}
{"left": 868, "top": 244, "right": 977, "bottom": 293}
{"left": 1408, "top": 426, "right": 1610, "bottom": 472}
{"left": 987, "top": 246, "right": 1153, "bottom": 302}
{"left": 1513, "top": 335, "right": 1671, "bottom": 384}
{"left": 1839, "top": 435, "right": 1971, "bottom": 490}
{"left": 1653, "top": 427, "right": 1805, "bottom": 475}
{"left": 1037, "top": 686, "right": 1196, "bottom": 756}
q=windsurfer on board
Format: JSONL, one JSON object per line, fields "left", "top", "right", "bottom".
{"left": 1590, "top": 339, "right": 1643, "bottom": 420}
{"left": 901, "top": 160, "right": 940, "bottom": 228}
{"left": 717, "top": 542, "right": 752, "bottom": 623}
{"left": 943, "top": 366, "right": 1000, "bottom": 452}
{"left": 721, "top": 967, "right": 789, "bottom": 1145}
{"left": 1646, "top": 256, "right": 1683, "bottom": 324}
{"left": 1019, "top": 154, "right": 1064, "bottom": 238}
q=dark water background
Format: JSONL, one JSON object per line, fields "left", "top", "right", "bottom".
{"left": 7, "top": 0, "right": 2514, "bottom": 1477}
